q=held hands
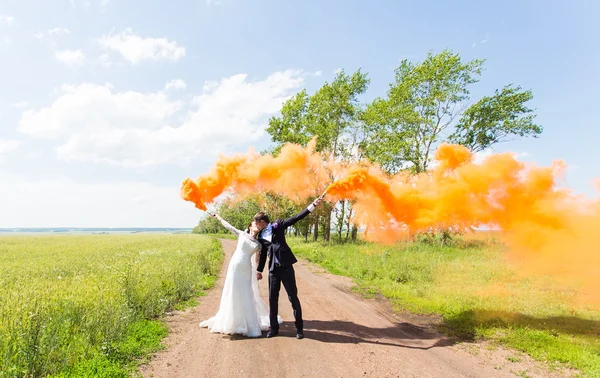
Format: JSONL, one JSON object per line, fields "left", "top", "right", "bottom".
{"left": 206, "top": 211, "right": 217, "bottom": 218}
{"left": 256, "top": 272, "right": 263, "bottom": 280}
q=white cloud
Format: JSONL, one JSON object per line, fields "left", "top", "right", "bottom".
{"left": 19, "top": 82, "right": 182, "bottom": 140}
{"left": 18, "top": 70, "right": 305, "bottom": 168}
{"left": 55, "top": 49, "right": 85, "bottom": 67}
{"left": 35, "top": 28, "right": 70, "bottom": 40}
{"left": 97, "top": 53, "right": 114, "bottom": 68}
{"left": 98, "top": 28, "right": 185, "bottom": 64}
{"left": 0, "top": 174, "right": 200, "bottom": 227}
{"left": 333, "top": 68, "right": 342, "bottom": 74}
{"left": 2, "top": 36, "right": 11, "bottom": 44}
{"left": 0, "top": 139, "right": 22, "bottom": 162}
{"left": 314, "top": 70, "right": 322, "bottom": 77}
{"left": 12, "top": 101, "right": 29, "bottom": 109}
{"left": 165, "top": 79, "right": 186, "bottom": 90}
{"left": 35, "top": 28, "right": 83, "bottom": 66}
{"left": 0, "top": 14, "right": 14, "bottom": 27}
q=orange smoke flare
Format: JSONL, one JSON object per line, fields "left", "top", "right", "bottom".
{"left": 325, "top": 143, "right": 600, "bottom": 303}
{"left": 182, "top": 141, "right": 600, "bottom": 303}
{"left": 181, "top": 138, "right": 332, "bottom": 210}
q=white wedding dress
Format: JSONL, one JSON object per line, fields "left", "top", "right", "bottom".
{"left": 200, "top": 215, "right": 282, "bottom": 337}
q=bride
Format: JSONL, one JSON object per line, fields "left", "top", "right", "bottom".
{"left": 199, "top": 212, "right": 282, "bottom": 337}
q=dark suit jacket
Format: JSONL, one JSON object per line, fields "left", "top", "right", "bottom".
{"left": 256, "top": 207, "right": 312, "bottom": 273}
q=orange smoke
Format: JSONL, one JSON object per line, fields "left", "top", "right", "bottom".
{"left": 324, "top": 144, "right": 573, "bottom": 238}
{"left": 182, "top": 141, "right": 600, "bottom": 302}
{"left": 181, "top": 138, "right": 332, "bottom": 210}
{"left": 325, "top": 143, "right": 600, "bottom": 303}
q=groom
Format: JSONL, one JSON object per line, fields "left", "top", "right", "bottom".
{"left": 254, "top": 197, "right": 323, "bottom": 339}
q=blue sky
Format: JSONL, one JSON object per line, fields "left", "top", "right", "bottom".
{"left": 0, "top": 0, "right": 598, "bottom": 227}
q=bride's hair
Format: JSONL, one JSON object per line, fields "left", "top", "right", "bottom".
{"left": 245, "top": 222, "right": 252, "bottom": 234}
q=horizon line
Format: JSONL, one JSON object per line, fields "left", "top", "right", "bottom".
{"left": 0, "top": 227, "right": 194, "bottom": 230}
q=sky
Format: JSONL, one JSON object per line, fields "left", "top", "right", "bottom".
{"left": 0, "top": 0, "right": 598, "bottom": 228}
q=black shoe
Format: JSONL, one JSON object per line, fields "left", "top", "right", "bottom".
{"left": 296, "top": 331, "right": 304, "bottom": 339}
{"left": 266, "top": 330, "right": 278, "bottom": 338}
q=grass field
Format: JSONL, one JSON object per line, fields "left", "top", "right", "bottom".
{"left": 289, "top": 236, "right": 600, "bottom": 377}
{"left": 0, "top": 234, "right": 223, "bottom": 378}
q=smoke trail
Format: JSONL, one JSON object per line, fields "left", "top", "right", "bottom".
{"left": 325, "top": 143, "right": 600, "bottom": 303}
{"left": 182, "top": 141, "right": 599, "bottom": 302}
{"left": 324, "top": 143, "right": 574, "bottom": 240}
{"left": 181, "top": 138, "right": 333, "bottom": 210}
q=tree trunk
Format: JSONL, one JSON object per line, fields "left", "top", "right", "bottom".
{"left": 313, "top": 214, "right": 319, "bottom": 242}
{"left": 345, "top": 205, "right": 353, "bottom": 241}
{"left": 351, "top": 224, "right": 358, "bottom": 241}
{"left": 324, "top": 209, "right": 331, "bottom": 242}
{"left": 303, "top": 222, "right": 309, "bottom": 241}
{"left": 337, "top": 200, "right": 345, "bottom": 241}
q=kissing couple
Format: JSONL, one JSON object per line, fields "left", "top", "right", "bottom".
{"left": 199, "top": 197, "right": 323, "bottom": 339}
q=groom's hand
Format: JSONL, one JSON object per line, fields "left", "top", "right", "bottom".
{"left": 256, "top": 272, "right": 263, "bottom": 280}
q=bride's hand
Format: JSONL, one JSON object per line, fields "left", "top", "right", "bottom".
{"left": 256, "top": 272, "right": 263, "bottom": 280}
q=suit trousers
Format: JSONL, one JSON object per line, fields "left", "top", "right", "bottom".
{"left": 268, "top": 264, "right": 303, "bottom": 332}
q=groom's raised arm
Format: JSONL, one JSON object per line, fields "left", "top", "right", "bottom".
{"left": 277, "top": 198, "right": 322, "bottom": 230}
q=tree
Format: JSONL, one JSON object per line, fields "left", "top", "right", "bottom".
{"left": 266, "top": 89, "right": 312, "bottom": 154}
{"left": 448, "top": 84, "right": 542, "bottom": 152}
{"left": 362, "top": 49, "right": 484, "bottom": 173}
{"left": 192, "top": 195, "right": 262, "bottom": 234}
{"left": 267, "top": 69, "right": 370, "bottom": 158}
{"left": 266, "top": 69, "right": 370, "bottom": 241}
{"left": 361, "top": 49, "right": 541, "bottom": 174}
{"left": 192, "top": 216, "right": 222, "bottom": 234}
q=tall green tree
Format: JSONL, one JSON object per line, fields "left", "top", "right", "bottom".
{"left": 267, "top": 69, "right": 370, "bottom": 156}
{"left": 361, "top": 49, "right": 541, "bottom": 174}
{"left": 266, "top": 69, "right": 370, "bottom": 241}
{"left": 362, "top": 50, "right": 484, "bottom": 173}
{"left": 448, "top": 84, "right": 542, "bottom": 152}
{"left": 266, "top": 89, "right": 312, "bottom": 153}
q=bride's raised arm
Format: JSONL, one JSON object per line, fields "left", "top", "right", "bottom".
{"left": 210, "top": 213, "right": 242, "bottom": 237}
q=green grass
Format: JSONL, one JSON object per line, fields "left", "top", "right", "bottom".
{"left": 0, "top": 234, "right": 223, "bottom": 377}
{"left": 289, "top": 237, "right": 600, "bottom": 377}
{"left": 194, "top": 232, "right": 237, "bottom": 240}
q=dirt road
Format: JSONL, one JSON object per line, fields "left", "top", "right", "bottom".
{"left": 139, "top": 239, "right": 569, "bottom": 378}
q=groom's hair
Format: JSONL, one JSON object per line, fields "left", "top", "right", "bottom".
{"left": 253, "top": 211, "right": 270, "bottom": 224}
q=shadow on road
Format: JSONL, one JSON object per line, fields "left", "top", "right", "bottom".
{"left": 226, "top": 320, "right": 457, "bottom": 350}
{"left": 303, "top": 320, "right": 456, "bottom": 349}
{"left": 441, "top": 309, "right": 600, "bottom": 341}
